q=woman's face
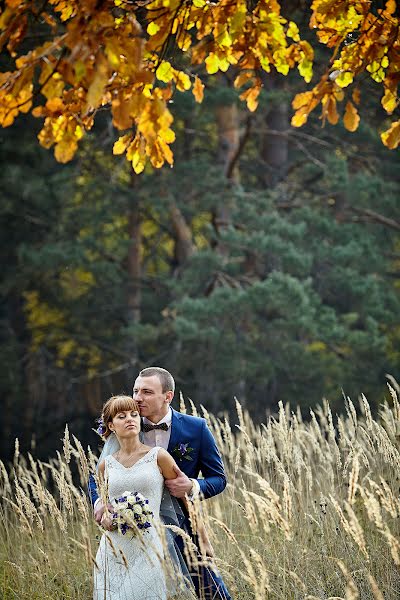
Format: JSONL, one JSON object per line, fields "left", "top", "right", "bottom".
{"left": 109, "top": 409, "right": 141, "bottom": 438}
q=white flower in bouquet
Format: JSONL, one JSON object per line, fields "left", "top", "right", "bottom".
{"left": 111, "top": 491, "right": 153, "bottom": 537}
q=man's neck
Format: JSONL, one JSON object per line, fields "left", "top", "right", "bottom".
{"left": 145, "top": 406, "right": 171, "bottom": 424}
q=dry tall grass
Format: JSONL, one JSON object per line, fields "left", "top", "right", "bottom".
{"left": 1, "top": 387, "right": 399, "bottom": 599}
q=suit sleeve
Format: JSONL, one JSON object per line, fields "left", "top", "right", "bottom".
{"left": 88, "top": 472, "right": 99, "bottom": 506}
{"left": 196, "top": 420, "right": 227, "bottom": 499}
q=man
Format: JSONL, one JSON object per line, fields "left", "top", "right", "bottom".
{"left": 89, "top": 366, "right": 231, "bottom": 600}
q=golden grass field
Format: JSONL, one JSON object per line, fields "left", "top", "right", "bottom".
{"left": 1, "top": 386, "right": 399, "bottom": 599}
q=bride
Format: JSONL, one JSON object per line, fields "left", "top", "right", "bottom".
{"left": 93, "top": 395, "right": 197, "bottom": 600}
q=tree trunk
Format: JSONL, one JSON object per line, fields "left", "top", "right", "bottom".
{"left": 216, "top": 102, "right": 241, "bottom": 184}
{"left": 170, "top": 203, "right": 194, "bottom": 267}
{"left": 213, "top": 98, "right": 241, "bottom": 252}
{"left": 263, "top": 103, "right": 289, "bottom": 186}
{"left": 125, "top": 173, "right": 141, "bottom": 382}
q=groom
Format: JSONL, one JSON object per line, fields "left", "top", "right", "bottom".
{"left": 89, "top": 366, "right": 231, "bottom": 600}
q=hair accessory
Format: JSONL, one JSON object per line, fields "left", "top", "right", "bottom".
{"left": 96, "top": 416, "right": 107, "bottom": 437}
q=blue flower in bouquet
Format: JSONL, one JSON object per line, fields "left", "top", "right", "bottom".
{"left": 111, "top": 491, "right": 153, "bottom": 537}
{"left": 172, "top": 442, "right": 194, "bottom": 462}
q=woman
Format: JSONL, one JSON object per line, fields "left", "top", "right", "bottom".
{"left": 93, "top": 395, "right": 203, "bottom": 600}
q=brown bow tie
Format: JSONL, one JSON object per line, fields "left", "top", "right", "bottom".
{"left": 142, "top": 422, "right": 169, "bottom": 433}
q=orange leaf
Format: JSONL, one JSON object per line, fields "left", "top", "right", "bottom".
{"left": 86, "top": 56, "right": 109, "bottom": 110}
{"left": 234, "top": 71, "right": 253, "bottom": 89}
{"left": 352, "top": 88, "right": 361, "bottom": 105}
{"left": 325, "top": 97, "right": 339, "bottom": 125}
{"left": 385, "top": 0, "right": 396, "bottom": 15}
{"left": 292, "top": 91, "right": 314, "bottom": 110}
{"left": 240, "top": 86, "right": 261, "bottom": 112}
{"left": 381, "top": 120, "right": 400, "bottom": 149}
{"left": 192, "top": 76, "right": 204, "bottom": 103}
{"left": 343, "top": 101, "right": 360, "bottom": 132}
{"left": 112, "top": 96, "right": 133, "bottom": 130}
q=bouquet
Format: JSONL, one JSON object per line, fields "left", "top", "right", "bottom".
{"left": 111, "top": 491, "right": 153, "bottom": 536}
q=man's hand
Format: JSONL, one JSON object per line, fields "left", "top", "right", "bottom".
{"left": 164, "top": 465, "right": 194, "bottom": 498}
{"left": 94, "top": 500, "right": 113, "bottom": 524}
{"left": 100, "top": 510, "right": 116, "bottom": 531}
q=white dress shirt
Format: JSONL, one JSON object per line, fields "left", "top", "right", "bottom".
{"left": 142, "top": 407, "right": 173, "bottom": 449}
{"left": 142, "top": 407, "right": 200, "bottom": 498}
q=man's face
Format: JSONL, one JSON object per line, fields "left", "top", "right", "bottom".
{"left": 132, "top": 375, "right": 172, "bottom": 422}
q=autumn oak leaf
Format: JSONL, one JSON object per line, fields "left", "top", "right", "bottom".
{"left": 113, "top": 135, "right": 132, "bottom": 155}
{"left": 381, "top": 120, "right": 400, "bottom": 149}
{"left": 192, "top": 76, "right": 204, "bottom": 103}
{"left": 343, "top": 101, "right": 360, "bottom": 132}
{"left": 156, "top": 62, "right": 174, "bottom": 83}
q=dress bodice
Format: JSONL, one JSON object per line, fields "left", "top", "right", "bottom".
{"left": 104, "top": 446, "right": 164, "bottom": 518}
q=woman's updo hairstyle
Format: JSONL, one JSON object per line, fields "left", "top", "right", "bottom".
{"left": 100, "top": 395, "right": 140, "bottom": 439}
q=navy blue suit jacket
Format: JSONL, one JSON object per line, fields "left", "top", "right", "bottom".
{"left": 88, "top": 408, "right": 227, "bottom": 505}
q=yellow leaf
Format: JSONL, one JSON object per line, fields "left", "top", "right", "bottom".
{"left": 382, "top": 88, "right": 397, "bottom": 114}
{"left": 343, "top": 101, "right": 360, "bottom": 132}
{"left": 147, "top": 22, "right": 160, "bottom": 35}
{"left": 86, "top": 56, "right": 109, "bottom": 109}
{"left": 335, "top": 71, "right": 354, "bottom": 88}
{"left": 159, "top": 127, "right": 175, "bottom": 143}
{"left": 74, "top": 60, "right": 86, "bottom": 83}
{"left": 215, "top": 24, "right": 232, "bottom": 48}
{"left": 54, "top": 139, "right": 77, "bottom": 163}
{"left": 157, "top": 138, "right": 174, "bottom": 165}
{"left": 132, "top": 152, "right": 146, "bottom": 173}
{"left": 307, "top": 341, "right": 327, "bottom": 353}
{"left": 105, "top": 40, "right": 121, "bottom": 69}
{"left": 193, "top": 0, "right": 206, "bottom": 6}
{"left": 240, "top": 86, "right": 261, "bottom": 112}
{"left": 127, "top": 137, "right": 147, "bottom": 173}
{"left": 156, "top": 61, "right": 174, "bottom": 83}
{"left": 287, "top": 21, "right": 300, "bottom": 42}
{"left": 381, "top": 120, "right": 400, "bottom": 149}
{"left": 291, "top": 110, "right": 308, "bottom": 127}
{"left": 192, "top": 76, "right": 204, "bottom": 103}
{"left": 298, "top": 56, "right": 313, "bottom": 83}
{"left": 219, "top": 56, "right": 230, "bottom": 72}
{"left": 174, "top": 70, "right": 191, "bottom": 92}
{"left": 113, "top": 134, "right": 132, "bottom": 155}
{"left": 0, "top": 7, "right": 13, "bottom": 29}
{"left": 205, "top": 53, "right": 219, "bottom": 75}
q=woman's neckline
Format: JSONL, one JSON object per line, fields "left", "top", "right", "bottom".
{"left": 110, "top": 447, "right": 156, "bottom": 469}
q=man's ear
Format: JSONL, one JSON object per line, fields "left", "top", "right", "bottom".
{"left": 166, "top": 390, "right": 173, "bottom": 403}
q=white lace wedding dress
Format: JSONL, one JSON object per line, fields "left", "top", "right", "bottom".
{"left": 93, "top": 446, "right": 168, "bottom": 600}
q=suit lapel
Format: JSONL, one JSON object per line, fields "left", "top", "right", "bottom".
{"left": 167, "top": 408, "right": 182, "bottom": 454}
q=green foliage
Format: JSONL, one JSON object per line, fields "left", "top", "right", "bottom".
{"left": 1, "top": 20, "right": 400, "bottom": 453}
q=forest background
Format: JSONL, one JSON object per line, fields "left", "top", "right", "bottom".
{"left": 1, "top": 0, "right": 400, "bottom": 462}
